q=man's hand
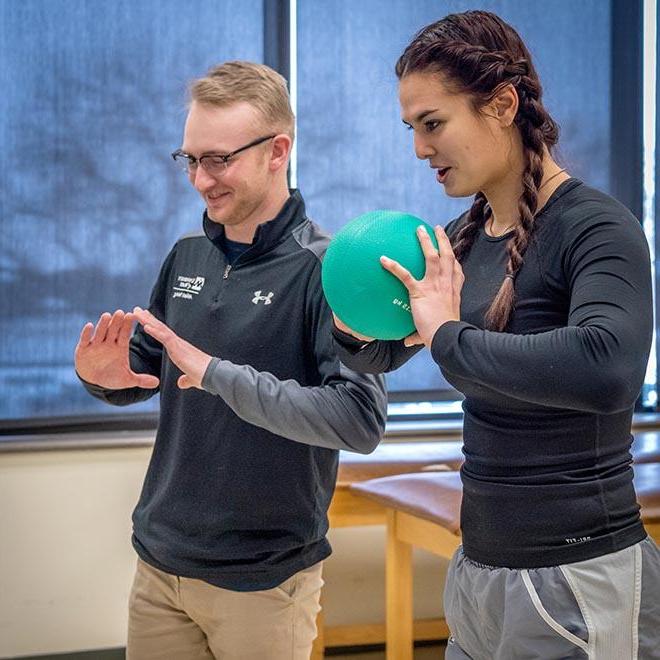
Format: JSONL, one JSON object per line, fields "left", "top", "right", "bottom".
{"left": 75, "top": 310, "right": 160, "bottom": 389}
{"left": 132, "top": 307, "right": 212, "bottom": 390}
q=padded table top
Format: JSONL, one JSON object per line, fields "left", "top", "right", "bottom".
{"left": 349, "top": 471, "right": 463, "bottom": 534}
{"left": 337, "top": 441, "right": 464, "bottom": 485}
{"left": 348, "top": 463, "right": 660, "bottom": 532}
{"left": 336, "top": 431, "right": 660, "bottom": 486}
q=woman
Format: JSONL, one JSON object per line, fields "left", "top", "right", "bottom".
{"left": 333, "top": 10, "right": 660, "bottom": 660}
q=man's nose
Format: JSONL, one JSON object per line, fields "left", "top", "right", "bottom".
{"left": 191, "top": 166, "right": 217, "bottom": 191}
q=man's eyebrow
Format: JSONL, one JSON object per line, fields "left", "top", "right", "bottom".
{"left": 180, "top": 148, "right": 228, "bottom": 157}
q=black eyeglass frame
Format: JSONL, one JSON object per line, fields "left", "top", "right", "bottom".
{"left": 171, "top": 134, "right": 277, "bottom": 174}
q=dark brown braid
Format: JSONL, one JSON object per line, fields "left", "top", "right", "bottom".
{"left": 453, "top": 192, "right": 487, "bottom": 262}
{"left": 396, "top": 11, "right": 559, "bottom": 331}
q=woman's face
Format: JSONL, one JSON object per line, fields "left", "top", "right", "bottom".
{"left": 399, "top": 71, "right": 515, "bottom": 198}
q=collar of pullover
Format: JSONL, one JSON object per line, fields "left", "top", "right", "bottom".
{"left": 202, "top": 189, "right": 306, "bottom": 258}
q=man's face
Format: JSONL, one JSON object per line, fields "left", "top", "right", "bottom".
{"left": 181, "top": 101, "right": 274, "bottom": 229}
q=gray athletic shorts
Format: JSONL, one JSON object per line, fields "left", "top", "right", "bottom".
{"left": 444, "top": 537, "right": 660, "bottom": 659}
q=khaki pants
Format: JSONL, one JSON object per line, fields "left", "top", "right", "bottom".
{"left": 127, "top": 558, "right": 323, "bottom": 660}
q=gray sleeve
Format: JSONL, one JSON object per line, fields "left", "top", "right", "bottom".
{"left": 202, "top": 358, "right": 387, "bottom": 453}
{"left": 201, "top": 262, "right": 388, "bottom": 454}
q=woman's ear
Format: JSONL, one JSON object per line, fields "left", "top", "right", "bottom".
{"left": 487, "top": 83, "right": 519, "bottom": 127}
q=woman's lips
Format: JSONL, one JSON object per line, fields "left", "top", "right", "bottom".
{"left": 436, "top": 167, "right": 451, "bottom": 183}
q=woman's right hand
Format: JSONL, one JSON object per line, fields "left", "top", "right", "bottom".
{"left": 332, "top": 314, "right": 423, "bottom": 347}
{"left": 74, "top": 310, "right": 160, "bottom": 389}
{"left": 403, "top": 332, "right": 424, "bottom": 347}
{"left": 332, "top": 314, "right": 375, "bottom": 343}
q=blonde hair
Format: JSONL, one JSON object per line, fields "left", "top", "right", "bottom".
{"left": 190, "top": 61, "right": 295, "bottom": 141}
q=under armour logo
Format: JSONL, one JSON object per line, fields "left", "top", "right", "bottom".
{"left": 252, "top": 290, "right": 274, "bottom": 305}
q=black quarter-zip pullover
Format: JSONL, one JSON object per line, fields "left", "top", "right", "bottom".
{"left": 83, "top": 190, "right": 387, "bottom": 590}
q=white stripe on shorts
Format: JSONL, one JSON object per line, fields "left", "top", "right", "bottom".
{"left": 558, "top": 542, "right": 643, "bottom": 660}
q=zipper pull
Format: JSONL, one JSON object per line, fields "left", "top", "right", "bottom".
{"left": 223, "top": 264, "right": 232, "bottom": 279}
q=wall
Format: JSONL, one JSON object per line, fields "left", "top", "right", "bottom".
{"left": 0, "top": 438, "right": 446, "bottom": 658}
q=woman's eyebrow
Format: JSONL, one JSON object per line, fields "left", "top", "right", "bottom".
{"left": 402, "top": 108, "right": 441, "bottom": 126}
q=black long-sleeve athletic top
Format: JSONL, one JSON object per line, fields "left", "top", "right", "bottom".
{"left": 333, "top": 179, "right": 653, "bottom": 568}
{"left": 82, "top": 191, "right": 387, "bottom": 590}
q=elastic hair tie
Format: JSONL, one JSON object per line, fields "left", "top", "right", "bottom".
{"left": 505, "top": 274, "right": 515, "bottom": 280}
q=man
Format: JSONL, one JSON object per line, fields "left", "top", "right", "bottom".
{"left": 75, "top": 61, "right": 387, "bottom": 660}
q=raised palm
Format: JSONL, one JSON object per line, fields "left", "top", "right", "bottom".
{"left": 74, "top": 310, "right": 159, "bottom": 390}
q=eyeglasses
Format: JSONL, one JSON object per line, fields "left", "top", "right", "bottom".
{"left": 171, "top": 134, "right": 276, "bottom": 177}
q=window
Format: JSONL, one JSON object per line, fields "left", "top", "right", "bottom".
{"left": 1, "top": 0, "right": 653, "bottom": 432}
{"left": 0, "top": 0, "right": 263, "bottom": 423}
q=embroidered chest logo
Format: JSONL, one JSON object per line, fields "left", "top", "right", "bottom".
{"left": 252, "top": 290, "right": 274, "bottom": 305}
{"left": 173, "top": 275, "right": 206, "bottom": 300}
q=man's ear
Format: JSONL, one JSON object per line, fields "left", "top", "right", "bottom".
{"left": 269, "top": 134, "right": 292, "bottom": 172}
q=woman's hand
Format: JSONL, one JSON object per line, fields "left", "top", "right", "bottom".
{"left": 332, "top": 313, "right": 375, "bottom": 343}
{"left": 380, "top": 225, "right": 463, "bottom": 348}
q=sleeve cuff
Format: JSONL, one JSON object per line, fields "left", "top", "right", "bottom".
{"left": 75, "top": 370, "right": 123, "bottom": 395}
{"left": 331, "top": 323, "right": 370, "bottom": 353}
{"left": 201, "top": 357, "right": 223, "bottom": 394}
{"left": 430, "top": 320, "right": 470, "bottom": 366}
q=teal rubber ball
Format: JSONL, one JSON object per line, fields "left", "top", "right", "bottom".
{"left": 322, "top": 210, "right": 438, "bottom": 340}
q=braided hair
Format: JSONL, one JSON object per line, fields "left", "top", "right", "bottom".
{"left": 396, "top": 11, "right": 559, "bottom": 331}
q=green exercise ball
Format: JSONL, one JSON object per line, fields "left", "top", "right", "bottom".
{"left": 322, "top": 210, "right": 438, "bottom": 340}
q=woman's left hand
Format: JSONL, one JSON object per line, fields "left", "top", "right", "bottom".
{"left": 380, "top": 225, "right": 463, "bottom": 348}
